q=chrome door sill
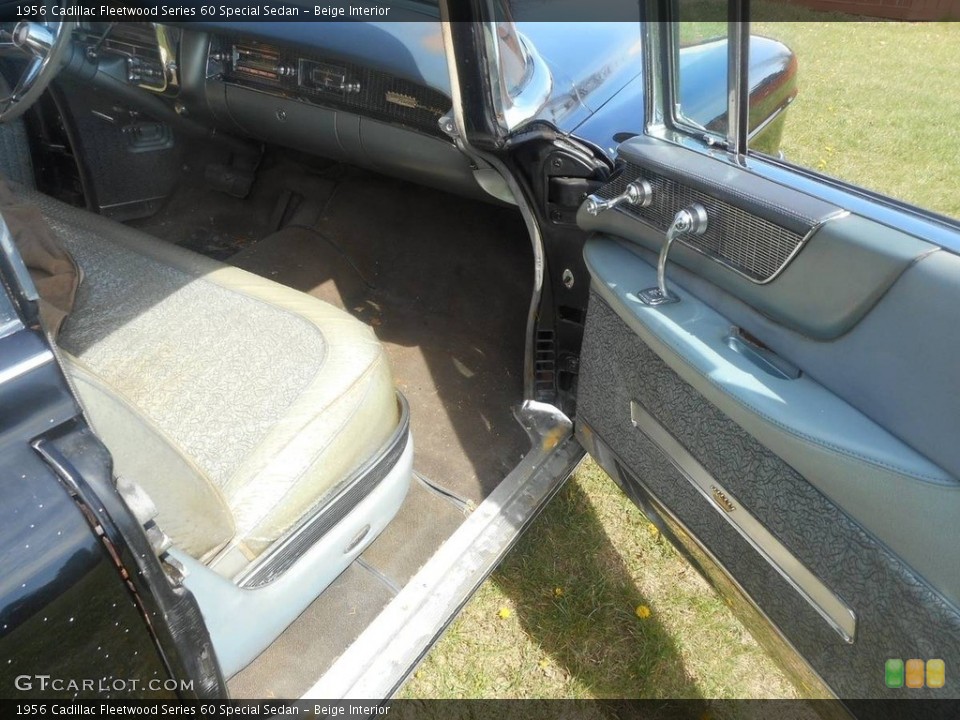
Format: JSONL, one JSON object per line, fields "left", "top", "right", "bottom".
{"left": 301, "top": 400, "right": 584, "bottom": 700}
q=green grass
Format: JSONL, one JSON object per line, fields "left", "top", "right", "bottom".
{"left": 754, "top": 22, "right": 960, "bottom": 220}
{"left": 400, "top": 460, "right": 798, "bottom": 702}
{"left": 677, "top": 18, "right": 960, "bottom": 219}
{"left": 401, "top": 21, "right": 959, "bottom": 701}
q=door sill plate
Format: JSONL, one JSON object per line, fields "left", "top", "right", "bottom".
{"left": 302, "top": 400, "right": 584, "bottom": 699}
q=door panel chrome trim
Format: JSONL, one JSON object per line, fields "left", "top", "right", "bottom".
{"left": 630, "top": 400, "right": 857, "bottom": 644}
{"left": 654, "top": 132, "right": 960, "bottom": 254}
{"left": 687, "top": 209, "right": 851, "bottom": 286}
{"left": 578, "top": 420, "right": 843, "bottom": 703}
{"left": 603, "top": 166, "right": 850, "bottom": 285}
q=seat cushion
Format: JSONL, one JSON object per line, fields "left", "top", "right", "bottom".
{"left": 21, "top": 189, "right": 399, "bottom": 573}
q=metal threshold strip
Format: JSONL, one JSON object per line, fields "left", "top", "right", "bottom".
{"left": 630, "top": 400, "right": 857, "bottom": 644}
{"left": 302, "top": 400, "right": 584, "bottom": 700}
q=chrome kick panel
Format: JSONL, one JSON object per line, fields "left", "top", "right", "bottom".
{"left": 630, "top": 400, "right": 857, "bottom": 644}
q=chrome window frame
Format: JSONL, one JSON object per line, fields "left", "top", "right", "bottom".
{"left": 478, "top": 18, "right": 552, "bottom": 133}
{"left": 643, "top": 3, "right": 743, "bottom": 152}
{"left": 726, "top": 6, "right": 750, "bottom": 157}
{"left": 644, "top": 0, "right": 960, "bottom": 252}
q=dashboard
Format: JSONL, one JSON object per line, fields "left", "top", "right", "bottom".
{"left": 207, "top": 34, "right": 450, "bottom": 139}
{"left": 66, "top": 21, "right": 486, "bottom": 199}
{"left": 75, "top": 22, "right": 179, "bottom": 92}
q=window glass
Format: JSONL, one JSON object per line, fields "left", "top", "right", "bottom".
{"left": 750, "top": 21, "right": 960, "bottom": 221}
{"left": 675, "top": 7, "right": 730, "bottom": 139}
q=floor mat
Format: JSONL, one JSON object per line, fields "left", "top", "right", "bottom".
{"left": 129, "top": 156, "right": 339, "bottom": 261}
{"left": 360, "top": 476, "right": 467, "bottom": 589}
{"left": 227, "top": 562, "right": 394, "bottom": 699}
{"left": 231, "top": 169, "right": 534, "bottom": 504}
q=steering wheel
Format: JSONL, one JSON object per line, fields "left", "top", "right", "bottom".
{"left": 0, "top": 21, "right": 74, "bottom": 123}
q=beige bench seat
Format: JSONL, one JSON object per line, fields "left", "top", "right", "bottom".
{"left": 23, "top": 188, "right": 402, "bottom": 581}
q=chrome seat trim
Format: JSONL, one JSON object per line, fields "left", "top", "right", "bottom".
{"left": 236, "top": 392, "right": 411, "bottom": 589}
{"left": 0, "top": 348, "right": 52, "bottom": 386}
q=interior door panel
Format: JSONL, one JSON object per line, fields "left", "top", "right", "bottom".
{"left": 578, "top": 138, "right": 937, "bottom": 340}
{"left": 576, "top": 136, "right": 960, "bottom": 699}
{"left": 579, "top": 207, "right": 935, "bottom": 340}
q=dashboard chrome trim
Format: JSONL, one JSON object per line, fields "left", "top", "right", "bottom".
{"left": 151, "top": 23, "right": 179, "bottom": 93}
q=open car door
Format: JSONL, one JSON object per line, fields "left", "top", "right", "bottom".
{"left": 0, "top": 209, "right": 225, "bottom": 699}
{"left": 574, "top": 5, "right": 960, "bottom": 704}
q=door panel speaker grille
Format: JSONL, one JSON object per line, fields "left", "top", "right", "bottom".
{"left": 598, "top": 162, "right": 804, "bottom": 282}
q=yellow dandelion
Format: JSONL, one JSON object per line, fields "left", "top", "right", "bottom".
{"left": 635, "top": 604, "right": 652, "bottom": 619}
{"left": 553, "top": 587, "right": 565, "bottom": 598}
{"left": 538, "top": 658, "right": 550, "bottom": 669}
{"left": 647, "top": 524, "right": 659, "bottom": 537}
{"left": 497, "top": 607, "right": 512, "bottom": 620}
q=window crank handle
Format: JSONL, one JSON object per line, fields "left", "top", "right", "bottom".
{"left": 639, "top": 203, "right": 709, "bottom": 306}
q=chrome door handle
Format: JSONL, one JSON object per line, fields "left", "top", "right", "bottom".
{"left": 584, "top": 180, "right": 653, "bottom": 216}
